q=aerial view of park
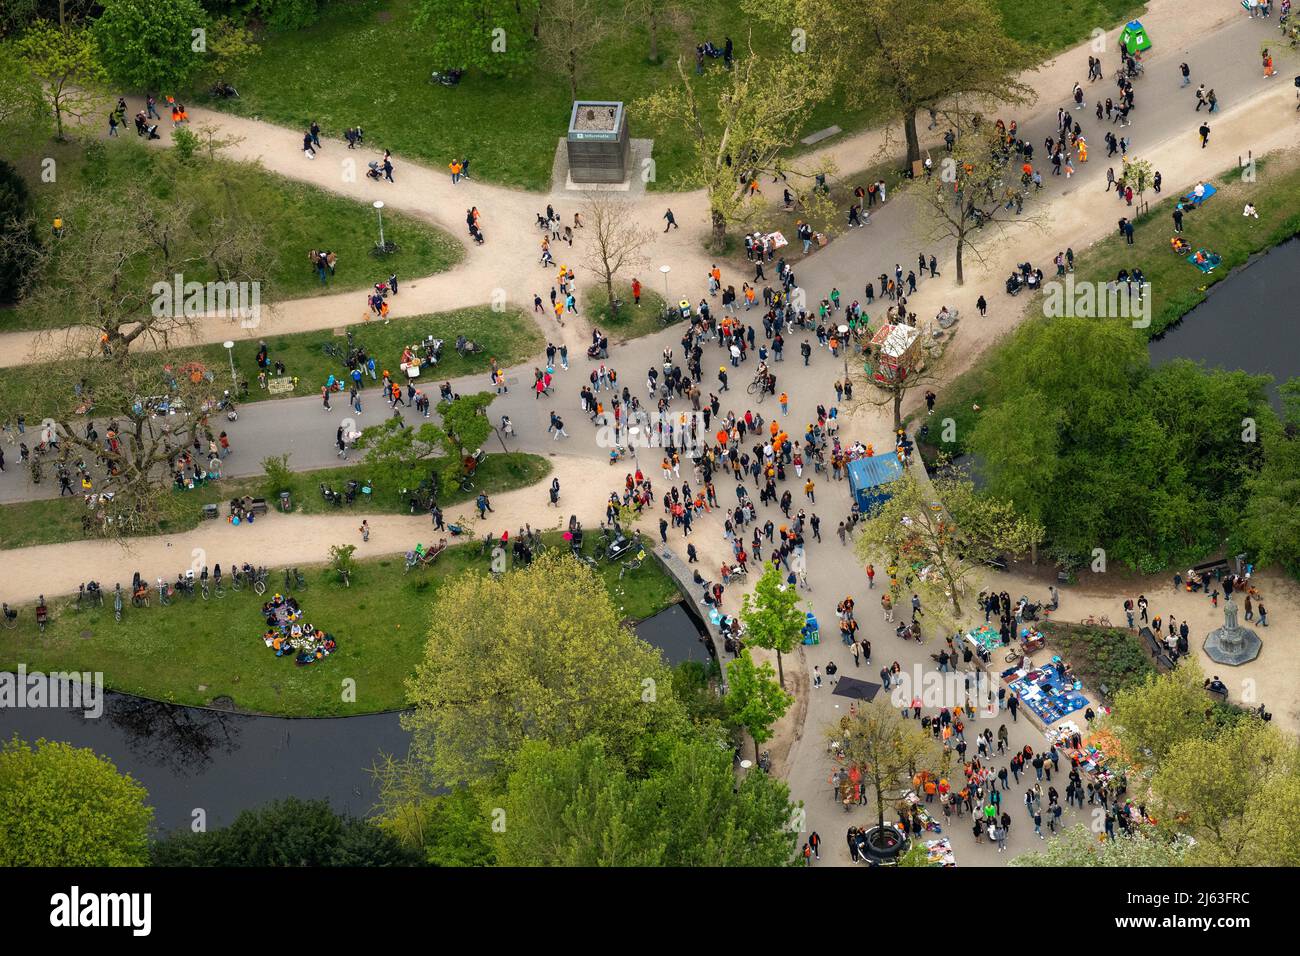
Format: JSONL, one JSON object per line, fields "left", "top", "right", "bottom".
{"left": 0, "top": 0, "right": 1298, "bottom": 907}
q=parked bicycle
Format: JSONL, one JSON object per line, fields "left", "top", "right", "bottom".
{"left": 157, "top": 578, "right": 171, "bottom": 607}
{"left": 114, "top": 583, "right": 123, "bottom": 623}
{"left": 35, "top": 596, "right": 48, "bottom": 633}
{"left": 2, "top": 603, "right": 17, "bottom": 629}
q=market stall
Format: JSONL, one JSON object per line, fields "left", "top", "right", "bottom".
{"left": 923, "top": 838, "right": 956, "bottom": 867}
{"left": 1005, "top": 659, "right": 1089, "bottom": 727}
{"left": 866, "top": 323, "right": 923, "bottom": 385}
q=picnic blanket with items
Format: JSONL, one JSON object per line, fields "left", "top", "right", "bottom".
{"left": 1005, "top": 661, "right": 1089, "bottom": 724}
{"left": 924, "top": 838, "right": 956, "bottom": 867}
{"left": 965, "top": 623, "right": 1002, "bottom": 655}
{"left": 261, "top": 594, "right": 338, "bottom": 666}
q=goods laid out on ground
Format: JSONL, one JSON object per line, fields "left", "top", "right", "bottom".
{"left": 1005, "top": 660, "right": 1089, "bottom": 725}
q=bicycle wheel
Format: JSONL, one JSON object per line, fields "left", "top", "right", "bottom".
{"left": 253, "top": 579, "right": 266, "bottom": 596}
{"left": 201, "top": 583, "right": 209, "bottom": 601}
{"left": 231, "top": 575, "right": 242, "bottom": 591}
{"left": 746, "top": 380, "right": 760, "bottom": 396}
{"left": 215, "top": 583, "right": 225, "bottom": 598}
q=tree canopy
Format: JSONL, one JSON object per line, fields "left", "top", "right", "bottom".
{"left": 963, "top": 316, "right": 1270, "bottom": 572}
{"left": 94, "top": 0, "right": 208, "bottom": 91}
{"left": 402, "top": 551, "right": 686, "bottom": 786}
{"left": 151, "top": 798, "right": 417, "bottom": 866}
{"left": 0, "top": 736, "right": 153, "bottom": 866}
{"left": 495, "top": 734, "right": 798, "bottom": 866}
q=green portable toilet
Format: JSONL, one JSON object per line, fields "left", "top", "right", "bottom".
{"left": 1121, "top": 20, "right": 1152, "bottom": 56}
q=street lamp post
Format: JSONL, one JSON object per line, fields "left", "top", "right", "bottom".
{"left": 659, "top": 264, "right": 671, "bottom": 305}
{"left": 373, "top": 200, "right": 386, "bottom": 251}
{"left": 222, "top": 340, "right": 237, "bottom": 388}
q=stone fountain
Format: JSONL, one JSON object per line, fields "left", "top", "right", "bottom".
{"left": 1202, "top": 596, "right": 1262, "bottom": 666}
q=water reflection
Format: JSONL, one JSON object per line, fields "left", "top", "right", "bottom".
{"left": 1150, "top": 237, "right": 1300, "bottom": 409}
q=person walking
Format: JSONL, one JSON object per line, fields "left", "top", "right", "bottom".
{"left": 1199, "top": 122, "right": 1211, "bottom": 149}
{"left": 359, "top": 519, "right": 370, "bottom": 542}
{"left": 1179, "top": 61, "right": 1190, "bottom": 87}
{"left": 976, "top": 295, "right": 987, "bottom": 317}
{"left": 663, "top": 208, "right": 679, "bottom": 231}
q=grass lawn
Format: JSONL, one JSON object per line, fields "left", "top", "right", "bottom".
{"left": 584, "top": 282, "right": 671, "bottom": 341}
{"left": 0, "top": 137, "right": 461, "bottom": 332}
{"left": 0, "top": 306, "right": 544, "bottom": 419}
{"left": 208, "top": 0, "right": 1137, "bottom": 192}
{"left": 1062, "top": 158, "right": 1300, "bottom": 339}
{"left": 0, "top": 535, "right": 681, "bottom": 715}
{"left": 922, "top": 155, "right": 1300, "bottom": 459}
{"left": 0, "top": 452, "right": 551, "bottom": 550}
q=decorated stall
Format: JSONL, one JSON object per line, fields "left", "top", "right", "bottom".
{"left": 866, "top": 323, "right": 923, "bottom": 385}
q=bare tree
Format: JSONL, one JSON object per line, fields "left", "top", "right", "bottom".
{"left": 913, "top": 119, "right": 1044, "bottom": 284}
{"left": 581, "top": 194, "right": 651, "bottom": 318}
{"left": 538, "top": 0, "right": 608, "bottom": 100}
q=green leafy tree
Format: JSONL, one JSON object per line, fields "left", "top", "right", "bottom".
{"left": 94, "top": 0, "right": 208, "bottom": 92}
{"left": 739, "top": 564, "right": 803, "bottom": 688}
{"left": 832, "top": 697, "right": 941, "bottom": 845}
{"left": 413, "top": 0, "right": 538, "bottom": 76}
{"left": 640, "top": 40, "right": 830, "bottom": 247}
{"left": 403, "top": 551, "right": 685, "bottom": 786}
{"left": 1108, "top": 657, "right": 1210, "bottom": 770}
{"left": 151, "top": 798, "right": 417, "bottom": 866}
{"left": 496, "top": 734, "right": 798, "bottom": 866}
{"left": 0, "top": 49, "right": 45, "bottom": 136}
{"left": 437, "top": 391, "right": 493, "bottom": 491}
{"left": 1151, "top": 718, "right": 1300, "bottom": 866}
{"left": 1012, "top": 824, "right": 1190, "bottom": 867}
{"left": 370, "top": 755, "right": 498, "bottom": 865}
{"left": 203, "top": 16, "right": 259, "bottom": 85}
{"left": 12, "top": 20, "right": 106, "bottom": 140}
{"left": 0, "top": 736, "right": 153, "bottom": 866}
{"left": 725, "top": 650, "right": 793, "bottom": 761}
{"left": 750, "top": 0, "right": 1035, "bottom": 166}
{"left": 0, "top": 159, "right": 41, "bottom": 305}
{"left": 257, "top": 0, "right": 324, "bottom": 32}
{"left": 854, "top": 467, "right": 1042, "bottom": 627}
{"left": 1239, "top": 380, "right": 1300, "bottom": 576}
{"left": 967, "top": 316, "right": 1268, "bottom": 572}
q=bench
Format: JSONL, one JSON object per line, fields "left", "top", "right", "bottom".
{"left": 984, "top": 554, "right": 1009, "bottom": 572}
{"left": 1141, "top": 627, "right": 1175, "bottom": 672}
{"left": 229, "top": 498, "right": 269, "bottom": 519}
{"left": 1204, "top": 683, "right": 1229, "bottom": 703}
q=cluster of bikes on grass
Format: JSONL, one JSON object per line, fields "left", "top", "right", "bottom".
{"left": 402, "top": 517, "right": 647, "bottom": 581}
{"left": 2, "top": 566, "right": 314, "bottom": 631}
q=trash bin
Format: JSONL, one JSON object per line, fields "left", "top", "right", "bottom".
{"left": 279, "top": 491, "right": 292, "bottom": 513}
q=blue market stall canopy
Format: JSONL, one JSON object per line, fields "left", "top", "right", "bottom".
{"left": 848, "top": 455, "right": 904, "bottom": 512}
{"left": 1121, "top": 20, "right": 1151, "bottom": 55}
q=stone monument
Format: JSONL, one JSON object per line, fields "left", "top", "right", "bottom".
{"left": 1202, "top": 596, "right": 1262, "bottom": 665}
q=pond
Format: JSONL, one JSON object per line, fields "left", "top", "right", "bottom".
{"left": 1149, "top": 236, "right": 1300, "bottom": 409}
{"left": 0, "top": 602, "right": 713, "bottom": 834}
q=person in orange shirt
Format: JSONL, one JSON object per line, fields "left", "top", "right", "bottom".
{"left": 779, "top": 391, "right": 789, "bottom": 414}
{"left": 449, "top": 160, "right": 463, "bottom": 183}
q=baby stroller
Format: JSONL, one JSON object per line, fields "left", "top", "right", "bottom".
{"left": 366, "top": 161, "right": 383, "bottom": 181}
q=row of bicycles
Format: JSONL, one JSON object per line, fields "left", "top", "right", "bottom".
{"left": 3, "top": 566, "right": 313, "bottom": 630}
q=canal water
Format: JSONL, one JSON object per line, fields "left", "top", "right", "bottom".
{"left": 1149, "top": 236, "right": 1300, "bottom": 409}
{"left": 0, "top": 601, "right": 711, "bottom": 834}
